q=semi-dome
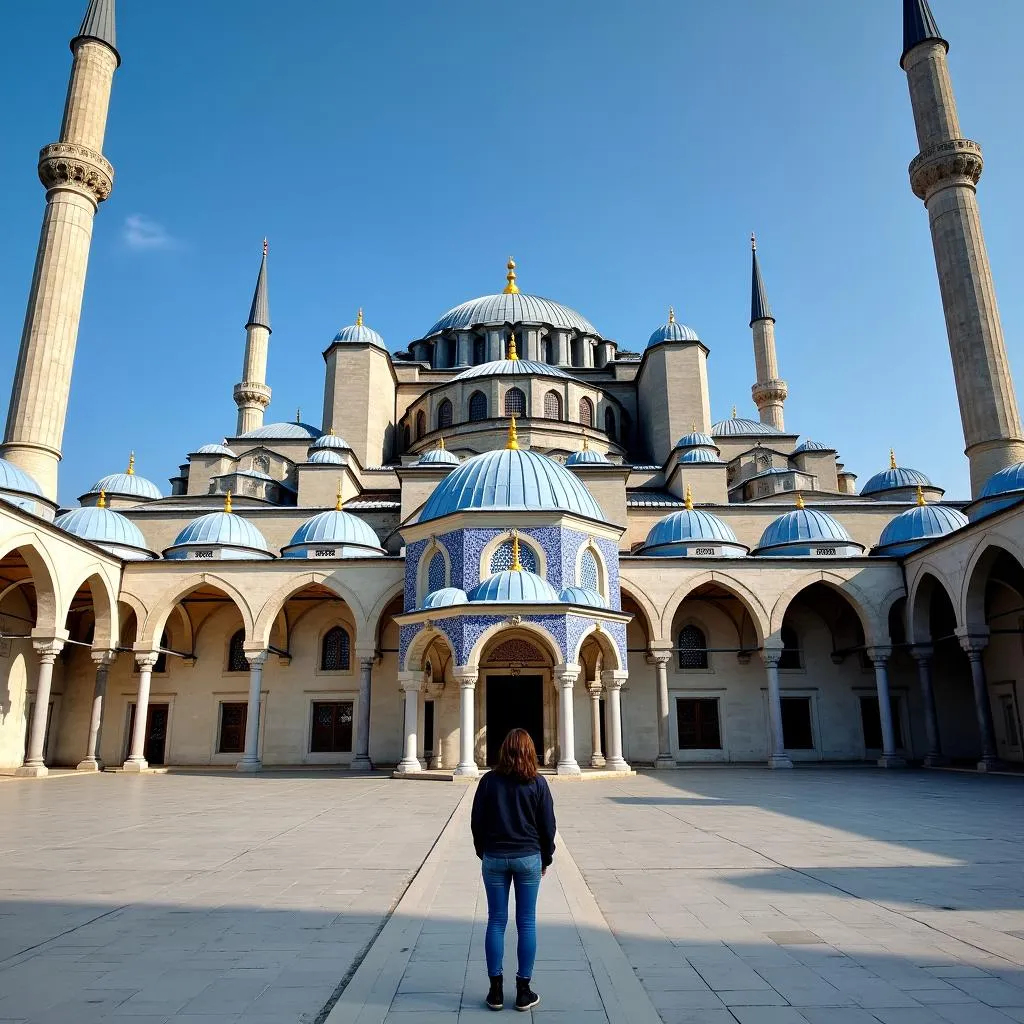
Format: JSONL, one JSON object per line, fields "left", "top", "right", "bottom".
{"left": 711, "top": 416, "right": 783, "bottom": 436}
{"left": 310, "top": 432, "right": 350, "bottom": 450}
{"left": 238, "top": 421, "right": 322, "bottom": 440}
{"left": 419, "top": 433, "right": 604, "bottom": 523}
{"left": 414, "top": 441, "right": 460, "bottom": 466}
{"left": 862, "top": 452, "right": 933, "bottom": 496}
{"left": 194, "top": 443, "right": 237, "bottom": 457}
{"left": 792, "top": 439, "right": 835, "bottom": 455}
{"left": 970, "top": 461, "right": 1024, "bottom": 520}
{"left": 54, "top": 503, "right": 154, "bottom": 560}
{"left": 468, "top": 570, "right": 560, "bottom": 603}
{"left": 91, "top": 454, "right": 162, "bottom": 501}
{"left": 421, "top": 587, "right": 469, "bottom": 609}
{"left": 565, "top": 441, "right": 609, "bottom": 467}
{"left": 874, "top": 495, "right": 968, "bottom": 556}
{"left": 308, "top": 449, "right": 344, "bottom": 465}
{"left": 453, "top": 358, "right": 573, "bottom": 381}
{"left": 676, "top": 431, "right": 716, "bottom": 449}
{"left": 755, "top": 500, "right": 863, "bottom": 556}
{"left": 679, "top": 448, "right": 721, "bottom": 464}
{"left": 647, "top": 308, "right": 700, "bottom": 347}
{"left": 282, "top": 506, "right": 384, "bottom": 558}
{"left": 640, "top": 495, "right": 746, "bottom": 557}
{"left": 331, "top": 310, "right": 386, "bottom": 350}
{"left": 427, "top": 293, "right": 597, "bottom": 337}
{"left": 165, "top": 497, "right": 273, "bottom": 560}
{"left": 558, "top": 586, "right": 608, "bottom": 608}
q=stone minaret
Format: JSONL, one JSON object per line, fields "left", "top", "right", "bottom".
{"left": 1, "top": 0, "right": 120, "bottom": 501}
{"left": 749, "top": 235, "right": 787, "bottom": 431}
{"left": 903, "top": 0, "right": 1024, "bottom": 494}
{"left": 233, "top": 241, "right": 272, "bottom": 435}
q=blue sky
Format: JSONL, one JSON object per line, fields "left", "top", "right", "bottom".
{"left": 1, "top": 0, "right": 1023, "bottom": 503}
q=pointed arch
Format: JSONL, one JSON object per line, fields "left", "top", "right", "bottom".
{"left": 70, "top": 569, "right": 118, "bottom": 651}
{"left": 907, "top": 563, "right": 958, "bottom": 644}
{"left": 465, "top": 621, "right": 562, "bottom": 671}
{"left": 571, "top": 622, "right": 622, "bottom": 671}
{"left": 366, "top": 581, "right": 407, "bottom": 647}
{"left": 252, "top": 571, "right": 365, "bottom": 649}
{"left": 619, "top": 581, "right": 659, "bottom": 644}
{"left": 141, "top": 573, "right": 256, "bottom": 648}
{"left": 962, "top": 534, "right": 1024, "bottom": 633}
{"left": 768, "top": 571, "right": 881, "bottom": 647}
{"left": 0, "top": 536, "right": 60, "bottom": 633}
{"left": 404, "top": 624, "right": 457, "bottom": 674}
{"left": 660, "top": 571, "right": 769, "bottom": 647}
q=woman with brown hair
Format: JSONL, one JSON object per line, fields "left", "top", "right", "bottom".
{"left": 471, "top": 728, "right": 555, "bottom": 1012}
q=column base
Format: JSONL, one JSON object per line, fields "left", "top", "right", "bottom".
{"left": 654, "top": 755, "right": 677, "bottom": 769}
{"left": 923, "top": 753, "right": 949, "bottom": 767}
{"left": 977, "top": 756, "right": 1002, "bottom": 772}
{"left": 15, "top": 763, "right": 48, "bottom": 778}
{"left": 589, "top": 754, "right": 606, "bottom": 768}
{"left": 350, "top": 755, "right": 373, "bottom": 771}
{"left": 604, "top": 757, "right": 630, "bottom": 772}
{"left": 76, "top": 758, "right": 102, "bottom": 772}
{"left": 454, "top": 762, "right": 479, "bottom": 777}
{"left": 557, "top": 760, "right": 582, "bottom": 776}
{"left": 121, "top": 758, "right": 149, "bottom": 773}
{"left": 236, "top": 759, "right": 262, "bottom": 773}
{"left": 768, "top": 754, "right": 794, "bottom": 769}
{"left": 396, "top": 758, "right": 423, "bottom": 774}
{"left": 877, "top": 754, "right": 907, "bottom": 769}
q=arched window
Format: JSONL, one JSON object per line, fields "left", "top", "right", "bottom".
{"left": 437, "top": 399, "right": 453, "bottom": 430}
{"left": 154, "top": 630, "right": 169, "bottom": 674}
{"left": 504, "top": 387, "right": 526, "bottom": 418}
{"left": 779, "top": 625, "right": 801, "bottom": 669}
{"left": 403, "top": 425, "right": 411, "bottom": 451}
{"left": 541, "top": 338, "right": 553, "bottom": 364}
{"left": 252, "top": 454, "right": 271, "bottom": 474}
{"left": 543, "top": 390, "right": 562, "bottom": 420}
{"left": 321, "top": 625, "right": 351, "bottom": 671}
{"left": 604, "top": 407, "right": 617, "bottom": 441}
{"left": 579, "top": 397, "right": 594, "bottom": 427}
{"left": 426, "top": 550, "right": 446, "bottom": 593}
{"left": 490, "top": 539, "right": 538, "bottom": 574}
{"left": 415, "top": 410, "right": 426, "bottom": 439}
{"left": 473, "top": 337, "right": 486, "bottom": 364}
{"left": 579, "top": 549, "right": 600, "bottom": 592}
{"left": 571, "top": 337, "right": 583, "bottom": 366}
{"left": 227, "top": 630, "right": 248, "bottom": 672}
{"left": 469, "top": 391, "right": 487, "bottom": 422}
{"left": 678, "top": 625, "right": 708, "bottom": 670}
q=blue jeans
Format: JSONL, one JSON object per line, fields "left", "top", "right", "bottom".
{"left": 481, "top": 853, "right": 542, "bottom": 979}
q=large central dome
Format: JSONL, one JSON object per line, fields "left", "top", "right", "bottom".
{"left": 426, "top": 292, "right": 598, "bottom": 337}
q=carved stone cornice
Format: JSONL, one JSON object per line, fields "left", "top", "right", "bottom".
{"left": 233, "top": 382, "right": 272, "bottom": 408}
{"left": 752, "top": 379, "right": 788, "bottom": 406}
{"left": 909, "top": 138, "right": 983, "bottom": 201}
{"left": 38, "top": 142, "right": 114, "bottom": 204}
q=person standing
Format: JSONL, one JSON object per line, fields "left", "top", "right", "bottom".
{"left": 471, "top": 728, "right": 556, "bottom": 1011}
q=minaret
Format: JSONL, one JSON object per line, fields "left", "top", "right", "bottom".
{"left": 233, "top": 241, "right": 272, "bottom": 435}
{"left": 749, "top": 235, "right": 787, "bottom": 431}
{"left": 902, "top": 0, "right": 1024, "bottom": 494}
{"left": 1, "top": 0, "right": 120, "bottom": 501}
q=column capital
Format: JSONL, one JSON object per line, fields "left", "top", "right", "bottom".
{"left": 243, "top": 649, "right": 269, "bottom": 668}
{"left": 645, "top": 649, "right": 672, "bottom": 667}
{"left": 454, "top": 668, "right": 478, "bottom": 688}
{"left": 761, "top": 646, "right": 782, "bottom": 668}
{"left": 910, "top": 644, "right": 934, "bottom": 662}
{"left": 31, "top": 637, "right": 65, "bottom": 660}
{"left": 399, "top": 673, "right": 422, "bottom": 693}
{"left": 90, "top": 648, "right": 118, "bottom": 667}
{"left": 587, "top": 679, "right": 604, "bottom": 697}
{"left": 958, "top": 631, "right": 989, "bottom": 656}
{"left": 600, "top": 669, "right": 628, "bottom": 690}
{"left": 866, "top": 646, "right": 893, "bottom": 665}
{"left": 358, "top": 654, "right": 375, "bottom": 671}
{"left": 135, "top": 650, "right": 160, "bottom": 670}
{"left": 554, "top": 663, "right": 581, "bottom": 686}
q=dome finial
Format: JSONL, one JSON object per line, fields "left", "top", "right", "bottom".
{"left": 356, "top": 307, "right": 364, "bottom": 327}
{"left": 795, "top": 492, "right": 805, "bottom": 510}
{"left": 296, "top": 407, "right": 302, "bottom": 424}
{"left": 97, "top": 489, "right": 107, "bottom": 509}
{"left": 890, "top": 448, "right": 897, "bottom": 470}
{"left": 503, "top": 256, "right": 519, "bottom": 295}
{"left": 511, "top": 531, "right": 523, "bottom": 571}
{"left": 336, "top": 480, "right": 343, "bottom": 512}
{"left": 731, "top": 405, "right": 737, "bottom": 419}
{"left": 668, "top": 305, "right": 675, "bottom": 324}
{"left": 438, "top": 435, "right": 446, "bottom": 450}
{"left": 507, "top": 331, "right": 519, "bottom": 361}
{"left": 684, "top": 483, "right": 693, "bottom": 510}
{"left": 916, "top": 484, "right": 926, "bottom": 506}
{"left": 507, "top": 415, "right": 520, "bottom": 450}
{"left": 751, "top": 232, "right": 757, "bottom": 252}
{"left": 224, "top": 489, "right": 233, "bottom": 513}
{"left": 582, "top": 430, "right": 589, "bottom": 451}
{"left": 263, "top": 237, "right": 269, "bottom": 257}
{"left": 329, "top": 427, "right": 335, "bottom": 436}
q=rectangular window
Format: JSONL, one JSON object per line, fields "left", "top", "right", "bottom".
{"left": 218, "top": 702, "right": 248, "bottom": 754}
{"left": 781, "top": 696, "right": 814, "bottom": 750}
{"left": 859, "top": 696, "right": 904, "bottom": 750}
{"left": 310, "top": 701, "right": 354, "bottom": 753}
{"left": 676, "top": 698, "right": 722, "bottom": 750}
{"left": 424, "top": 700, "right": 435, "bottom": 760}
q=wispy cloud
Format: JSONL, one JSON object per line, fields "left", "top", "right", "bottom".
{"left": 122, "top": 214, "right": 178, "bottom": 252}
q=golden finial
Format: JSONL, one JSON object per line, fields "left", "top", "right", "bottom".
{"left": 97, "top": 489, "right": 107, "bottom": 509}
{"left": 507, "top": 331, "right": 519, "bottom": 361}
{"left": 507, "top": 415, "right": 520, "bottom": 450}
{"left": 668, "top": 306, "right": 676, "bottom": 324}
{"left": 684, "top": 483, "right": 693, "bottom": 510}
{"left": 795, "top": 493, "right": 805, "bottom": 510}
{"left": 438, "top": 435, "right": 446, "bottom": 450}
{"left": 224, "top": 490, "right": 233, "bottom": 514}
{"left": 336, "top": 480, "right": 343, "bottom": 512}
{"left": 751, "top": 232, "right": 757, "bottom": 252}
{"left": 916, "top": 484, "right": 926, "bottom": 507}
{"left": 582, "top": 431, "right": 589, "bottom": 451}
{"left": 731, "top": 405, "right": 737, "bottom": 418}
{"left": 691, "top": 421, "right": 696, "bottom": 433}
{"left": 503, "top": 256, "right": 520, "bottom": 295}
{"left": 511, "top": 531, "right": 523, "bottom": 572}
{"left": 890, "top": 448, "right": 897, "bottom": 470}
{"left": 126, "top": 451, "right": 135, "bottom": 475}
{"left": 329, "top": 427, "right": 335, "bottom": 436}
{"left": 263, "top": 238, "right": 268, "bottom": 257}
{"left": 356, "top": 308, "right": 364, "bottom": 327}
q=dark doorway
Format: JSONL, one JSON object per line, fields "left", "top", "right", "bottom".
{"left": 676, "top": 697, "right": 722, "bottom": 750}
{"left": 127, "top": 702, "right": 169, "bottom": 765}
{"left": 486, "top": 675, "right": 543, "bottom": 766}
{"left": 310, "top": 700, "right": 353, "bottom": 753}
{"left": 859, "top": 695, "right": 904, "bottom": 751}
{"left": 780, "top": 696, "right": 814, "bottom": 750}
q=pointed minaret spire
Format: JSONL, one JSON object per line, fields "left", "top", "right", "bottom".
{"left": 73, "top": 0, "right": 119, "bottom": 65}
{"left": 901, "top": 0, "right": 947, "bottom": 69}
{"left": 750, "top": 234, "right": 773, "bottom": 326}
{"left": 246, "top": 240, "right": 271, "bottom": 332}
{"left": 234, "top": 241, "right": 273, "bottom": 435}
{"left": 748, "top": 235, "right": 787, "bottom": 431}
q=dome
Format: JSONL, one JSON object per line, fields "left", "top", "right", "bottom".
{"left": 565, "top": 446, "right": 610, "bottom": 467}
{"left": 54, "top": 505, "right": 153, "bottom": 559}
{"left": 91, "top": 459, "right": 163, "bottom": 501}
{"left": 419, "top": 445, "right": 604, "bottom": 522}
{"left": 468, "top": 570, "right": 560, "bottom": 603}
{"left": 310, "top": 432, "right": 350, "bottom": 450}
{"left": 422, "top": 587, "right": 469, "bottom": 609}
{"left": 165, "top": 505, "right": 273, "bottom": 560}
{"left": 415, "top": 446, "right": 460, "bottom": 466}
{"left": 643, "top": 507, "right": 741, "bottom": 551}
{"left": 711, "top": 417, "right": 783, "bottom": 436}
{"left": 0, "top": 458, "right": 43, "bottom": 498}
{"left": 676, "top": 431, "right": 716, "bottom": 449}
{"left": 755, "top": 504, "right": 860, "bottom": 556}
{"left": 238, "top": 421, "right": 322, "bottom": 440}
{"left": 558, "top": 586, "right": 608, "bottom": 608}
{"left": 426, "top": 292, "right": 597, "bottom": 337}
{"left": 331, "top": 313, "right": 386, "bottom": 350}
{"left": 308, "top": 449, "right": 344, "bottom": 465}
{"left": 862, "top": 464, "right": 933, "bottom": 496}
{"left": 679, "top": 448, "right": 721, "bottom": 464}
{"left": 282, "top": 508, "right": 383, "bottom": 557}
{"left": 792, "top": 439, "right": 834, "bottom": 455}
{"left": 194, "top": 444, "right": 236, "bottom": 457}
{"left": 647, "top": 309, "right": 700, "bottom": 347}
{"left": 453, "top": 359, "right": 573, "bottom": 381}
{"left": 874, "top": 501, "right": 968, "bottom": 556}
{"left": 979, "top": 461, "right": 1024, "bottom": 499}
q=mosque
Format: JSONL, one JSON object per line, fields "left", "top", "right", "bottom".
{"left": 0, "top": 0, "right": 1022, "bottom": 778}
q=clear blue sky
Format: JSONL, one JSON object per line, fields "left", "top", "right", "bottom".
{"left": 1, "top": 0, "right": 1023, "bottom": 504}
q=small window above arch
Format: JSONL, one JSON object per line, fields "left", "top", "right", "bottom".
{"left": 678, "top": 624, "right": 708, "bottom": 670}
{"left": 321, "top": 625, "right": 351, "bottom": 672}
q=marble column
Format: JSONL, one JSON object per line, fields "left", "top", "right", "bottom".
{"left": 454, "top": 669, "right": 479, "bottom": 776}
{"left": 601, "top": 670, "right": 631, "bottom": 772}
{"left": 397, "top": 675, "right": 422, "bottom": 773}
{"left": 77, "top": 649, "right": 116, "bottom": 771}
{"left": 555, "top": 665, "right": 581, "bottom": 775}
{"left": 912, "top": 645, "right": 945, "bottom": 767}
{"left": 647, "top": 649, "right": 675, "bottom": 768}
{"left": 959, "top": 633, "right": 1000, "bottom": 771}
{"left": 16, "top": 636, "right": 66, "bottom": 778}
{"left": 588, "top": 679, "right": 605, "bottom": 768}
{"left": 762, "top": 648, "right": 793, "bottom": 769}
{"left": 123, "top": 652, "right": 160, "bottom": 772}
{"left": 351, "top": 655, "right": 374, "bottom": 770}
{"left": 237, "top": 650, "right": 267, "bottom": 772}
{"left": 868, "top": 647, "right": 904, "bottom": 768}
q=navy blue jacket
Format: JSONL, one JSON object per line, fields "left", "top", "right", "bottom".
{"left": 471, "top": 771, "right": 556, "bottom": 868}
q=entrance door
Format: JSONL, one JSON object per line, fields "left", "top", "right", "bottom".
{"left": 127, "top": 703, "right": 170, "bottom": 765}
{"left": 486, "top": 675, "right": 543, "bottom": 766}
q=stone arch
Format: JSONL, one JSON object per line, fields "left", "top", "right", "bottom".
{"left": 769, "top": 571, "right": 880, "bottom": 647}
{"left": 68, "top": 569, "right": 118, "bottom": 651}
{"left": 480, "top": 532, "right": 546, "bottom": 581}
{"left": 661, "top": 571, "right": 769, "bottom": 647}
{"left": 0, "top": 537, "right": 60, "bottom": 634}
{"left": 416, "top": 541, "right": 452, "bottom": 606}
{"left": 961, "top": 535, "right": 1024, "bottom": 633}
{"left": 141, "top": 574, "right": 255, "bottom": 648}
{"left": 571, "top": 623, "right": 622, "bottom": 671}
{"left": 907, "top": 563, "right": 959, "bottom": 644}
{"left": 574, "top": 540, "right": 608, "bottom": 598}
{"left": 404, "top": 624, "right": 457, "bottom": 674}
{"left": 465, "top": 620, "right": 563, "bottom": 671}
{"left": 366, "top": 581, "right": 406, "bottom": 644}
{"left": 253, "top": 572, "right": 364, "bottom": 650}
{"left": 619, "top": 582, "right": 657, "bottom": 646}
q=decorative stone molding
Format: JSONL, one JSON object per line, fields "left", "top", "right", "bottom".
{"left": 909, "top": 138, "right": 983, "bottom": 201}
{"left": 233, "top": 382, "right": 272, "bottom": 409}
{"left": 31, "top": 638, "right": 65, "bottom": 661}
{"left": 38, "top": 142, "right": 114, "bottom": 204}
{"left": 760, "top": 647, "right": 782, "bottom": 668}
{"left": 751, "top": 379, "right": 788, "bottom": 406}
{"left": 865, "top": 646, "right": 893, "bottom": 666}
{"left": 135, "top": 652, "right": 160, "bottom": 671}
{"left": 90, "top": 649, "right": 118, "bottom": 667}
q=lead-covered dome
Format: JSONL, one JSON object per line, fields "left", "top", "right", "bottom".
{"left": 874, "top": 499, "right": 968, "bottom": 556}
{"left": 679, "top": 448, "right": 721, "bottom": 464}
{"left": 422, "top": 587, "right": 469, "bottom": 609}
{"left": 0, "top": 458, "right": 44, "bottom": 510}
{"left": 711, "top": 416, "right": 783, "bottom": 436}
{"left": 559, "top": 586, "right": 608, "bottom": 608}
{"left": 55, "top": 504, "right": 154, "bottom": 560}
{"left": 427, "top": 293, "right": 597, "bottom": 337}
{"left": 468, "top": 570, "right": 560, "bottom": 603}
{"left": 640, "top": 500, "right": 746, "bottom": 557}
{"left": 647, "top": 308, "right": 699, "bottom": 347}
{"left": 565, "top": 442, "right": 610, "bottom": 467}
{"left": 308, "top": 449, "right": 344, "bottom": 465}
{"left": 238, "top": 421, "right": 321, "bottom": 440}
{"left": 194, "top": 443, "right": 236, "bottom": 457}
{"left": 755, "top": 502, "right": 863, "bottom": 556}
{"left": 792, "top": 439, "right": 834, "bottom": 455}
{"left": 331, "top": 309, "right": 386, "bottom": 350}
{"left": 419, "top": 443, "right": 604, "bottom": 522}
{"left": 415, "top": 444, "right": 460, "bottom": 466}
{"left": 282, "top": 508, "right": 384, "bottom": 558}
{"left": 971, "top": 461, "right": 1024, "bottom": 520}
{"left": 165, "top": 499, "right": 273, "bottom": 560}
{"left": 862, "top": 452, "right": 933, "bottom": 496}
{"left": 310, "top": 431, "right": 350, "bottom": 451}
{"left": 454, "top": 359, "right": 573, "bottom": 381}
{"left": 90, "top": 454, "right": 162, "bottom": 501}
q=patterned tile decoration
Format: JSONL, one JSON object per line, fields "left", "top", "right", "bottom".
{"left": 404, "top": 538, "right": 429, "bottom": 611}
{"left": 485, "top": 638, "right": 547, "bottom": 664}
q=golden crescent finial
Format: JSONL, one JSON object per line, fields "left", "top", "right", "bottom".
{"left": 127, "top": 451, "right": 135, "bottom": 475}
{"left": 503, "top": 255, "right": 520, "bottom": 295}
{"left": 732, "top": 405, "right": 737, "bottom": 418}
{"left": 511, "top": 531, "right": 523, "bottom": 571}
{"left": 224, "top": 489, "right": 233, "bottom": 513}
{"left": 329, "top": 427, "right": 335, "bottom": 436}
{"left": 890, "top": 448, "right": 897, "bottom": 470}
{"left": 336, "top": 480, "right": 343, "bottom": 512}
{"left": 916, "top": 484, "right": 926, "bottom": 506}
{"left": 582, "top": 430, "right": 589, "bottom": 451}
{"left": 668, "top": 306, "right": 676, "bottom": 324}
{"left": 97, "top": 489, "right": 107, "bottom": 509}
{"left": 356, "top": 307, "right": 364, "bottom": 327}
{"left": 507, "top": 415, "right": 520, "bottom": 450}
{"left": 438, "top": 435, "right": 446, "bottom": 450}
{"left": 795, "top": 492, "right": 805, "bottom": 510}
{"left": 507, "top": 331, "right": 519, "bottom": 361}
{"left": 684, "top": 483, "right": 693, "bottom": 510}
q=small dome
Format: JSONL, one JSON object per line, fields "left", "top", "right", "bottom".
{"left": 711, "top": 417, "right": 783, "bottom": 436}
{"left": 565, "top": 447, "right": 609, "bottom": 467}
{"left": 453, "top": 359, "right": 573, "bottom": 381}
{"left": 427, "top": 292, "right": 597, "bottom": 337}
{"left": 310, "top": 432, "right": 350, "bottom": 450}
{"left": 0, "top": 458, "right": 43, "bottom": 497}
{"left": 468, "top": 570, "right": 560, "bottom": 603}
{"left": 165, "top": 508, "right": 273, "bottom": 559}
{"left": 415, "top": 446, "right": 460, "bottom": 466}
{"left": 420, "top": 446, "right": 604, "bottom": 522}
{"left": 676, "top": 431, "right": 716, "bottom": 449}
{"left": 862, "top": 463, "right": 933, "bottom": 496}
{"left": 283, "top": 509, "right": 383, "bottom": 557}
{"left": 559, "top": 586, "right": 608, "bottom": 608}
{"left": 422, "top": 587, "right": 469, "bottom": 609}
{"left": 679, "top": 448, "right": 721, "bottom": 464}
{"left": 331, "top": 315, "right": 386, "bottom": 350}
{"left": 979, "top": 461, "right": 1024, "bottom": 499}
{"left": 194, "top": 443, "right": 236, "bottom": 457}
{"left": 792, "top": 439, "right": 834, "bottom": 455}
{"left": 308, "top": 449, "right": 344, "bottom": 465}
{"left": 54, "top": 506, "right": 153, "bottom": 559}
{"left": 756, "top": 506, "right": 855, "bottom": 554}
{"left": 874, "top": 502, "right": 968, "bottom": 556}
{"left": 647, "top": 309, "right": 700, "bottom": 347}
{"left": 91, "top": 469, "right": 163, "bottom": 501}
{"left": 238, "top": 421, "right": 322, "bottom": 440}
{"left": 644, "top": 508, "right": 740, "bottom": 550}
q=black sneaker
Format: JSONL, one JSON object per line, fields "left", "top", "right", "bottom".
{"left": 486, "top": 975, "right": 504, "bottom": 1010}
{"left": 515, "top": 977, "right": 539, "bottom": 1011}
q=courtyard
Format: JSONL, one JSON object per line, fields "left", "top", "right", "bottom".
{"left": 1, "top": 770, "right": 1024, "bottom": 1023}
